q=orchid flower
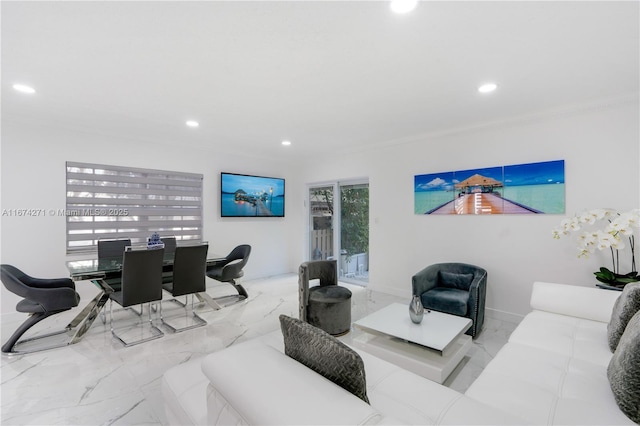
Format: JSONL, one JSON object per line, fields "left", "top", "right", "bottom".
{"left": 554, "top": 208, "right": 638, "bottom": 280}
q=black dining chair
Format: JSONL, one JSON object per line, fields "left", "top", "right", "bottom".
{"left": 158, "top": 236, "right": 177, "bottom": 284}
{"left": 109, "top": 247, "right": 165, "bottom": 347}
{"left": 96, "top": 238, "right": 131, "bottom": 292}
{"left": 1, "top": 264, "right": 81, "bottom": 354}
{"left": 161, "top": 243, "right": 209, "bottom": 332}
{"left": 160, "top": 236, "right": 177, "bottom": 254}
{"left": 206, "top": 244, "right": 251, "bottom": 305}
{"left": 98, "top": 238, "right": 132, "bottom": 259}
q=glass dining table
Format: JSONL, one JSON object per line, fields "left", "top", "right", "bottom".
{"left": 64, "top": 252, "right": 226, "bottom": 345}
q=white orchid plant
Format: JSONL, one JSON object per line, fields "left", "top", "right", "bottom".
{"left": 552, "top": 208, "right": 640, "bottom": 287}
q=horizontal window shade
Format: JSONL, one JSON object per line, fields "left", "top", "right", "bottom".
{"left": 65, "top": 197, "right": 202, "bottom": 207}
{"left": 66, "top": 161, "right": 203, "bottom": 254}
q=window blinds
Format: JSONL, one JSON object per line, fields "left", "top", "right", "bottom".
{"left": 66, "top": 161, "right": 203, "bottom": 254}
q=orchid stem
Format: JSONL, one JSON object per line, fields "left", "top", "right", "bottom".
{"left": 630, "top": 235, "right": 636, "bottom": 273}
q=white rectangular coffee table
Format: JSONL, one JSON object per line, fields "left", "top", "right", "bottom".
{"left": 352, "top": 303, "right": 472, "bottom": 384}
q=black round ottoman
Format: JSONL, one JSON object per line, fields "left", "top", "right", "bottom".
{"left": 306, "top": 285, "right": 352, "bottom": 336}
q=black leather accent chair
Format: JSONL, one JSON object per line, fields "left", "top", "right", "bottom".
{"left": 299, "top": 260, "right": 352, "bottom": 336}
{"left": 1, "top": 264, "right": 80, "bottom": 354}
{"left": 412, "top": 263, "right": 487, "bottom": 338}
{"left": 206, "top": 244, "right": 251, "bottom": 302}
{"left": 161, "top": 244, "right": 208, "bottom": 332}
{"left": 109, "top": 248, "right": 165, "bottom": 346}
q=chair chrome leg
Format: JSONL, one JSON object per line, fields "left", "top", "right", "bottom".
{"left": 161, "top": 295, "right": 207, "bottom": 333}
{"left": 205, "top": 278, "right": 249, "bottom": 308}
{"left": 1, "top": 312, "right": 73, "bottom": 355}
{"left": 110, "top": 300, "right": 164, "bottom": 347}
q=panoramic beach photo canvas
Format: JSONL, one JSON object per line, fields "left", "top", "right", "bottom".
{"left": 221, "top": 172, "right": 285, "bottom": 217}
{"left": 414, "top": 160, "right": 565, "bottom": 215}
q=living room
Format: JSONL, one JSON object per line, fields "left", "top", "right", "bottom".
{"left": 1, "top": 1, "right": 639, "bottom": 425}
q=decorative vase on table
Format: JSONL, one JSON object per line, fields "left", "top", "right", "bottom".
{"left": 409, "top": 295, "right": 424, "bottom": 324}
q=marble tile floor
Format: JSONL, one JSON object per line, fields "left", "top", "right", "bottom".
{"left": 1, "top": 274, "right": 519, "bottom": 425}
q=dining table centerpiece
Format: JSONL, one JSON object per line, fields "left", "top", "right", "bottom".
{"left": 552, "top": 208, "right": 640, "bottom": 288}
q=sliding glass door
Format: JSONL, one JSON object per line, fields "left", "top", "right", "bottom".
{"left": 309, "top": 185, "right": 335, "bottom": 261}
{"left": 309, "top": 180, "right": 369, "bottom": 286}
{"left": 339, "top": 182, "right": 369, "bottom": 284}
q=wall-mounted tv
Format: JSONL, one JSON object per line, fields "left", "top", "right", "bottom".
{"left": 221, "top": 172, "right": 285, "bottom": 217}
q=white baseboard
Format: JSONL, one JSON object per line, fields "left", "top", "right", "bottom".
{"left": 485, "top": 307, "right": 524, "bottom": 325}
{"left": 368, "top": 283, "right": 409, "bottom": 299}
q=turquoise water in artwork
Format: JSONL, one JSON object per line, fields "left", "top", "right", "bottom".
{"left": 503, "top": 183, "right": 565, "bottom": 214}
{"left": 414, "top": 191, "right": 455, "bottom": 214}
{"left": 414, "top": 183, "right": 565, "bottom": 214}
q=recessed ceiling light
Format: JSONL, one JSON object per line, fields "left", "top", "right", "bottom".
{"left": 13, "top": 84, "right": 36, "bottom": 94}
{"left": 281, "top": 140, "right": 291, "bottom": 146}
{"left": 390, "top": 0, "right": 418, "bottom": 14}
{"left": 478, "top": 83, "right": 498, "bottom": 93}
{"left": 186, "top": 120, "right": 199, "bottom": 128}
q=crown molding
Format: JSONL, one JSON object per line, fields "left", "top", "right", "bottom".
{"left": 347, "top": 92, "right": 640, "bottom": 155}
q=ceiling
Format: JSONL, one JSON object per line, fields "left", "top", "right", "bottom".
{"left": 2, "top": 1, "right": 639, "bottom": 161}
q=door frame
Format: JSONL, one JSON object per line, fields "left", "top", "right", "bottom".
{"left": 306, "top": 177, "right": 369, "bottom": 284}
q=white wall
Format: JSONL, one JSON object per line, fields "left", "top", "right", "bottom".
{"left": 300, "top": 100, "right": 640, "bottom": 320}
{"left": 2, "top": 100, "right": 638, "bottom": 319}
{"left": 0, "top": 121, "right": 304, "bottom": 314}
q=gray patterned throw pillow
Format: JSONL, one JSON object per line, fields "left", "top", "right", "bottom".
{"left": 607, "top": 310, "right": 640, "bottom": 423}
{"left": 279, "top": 314, "right": 369, "bottom": 404}
{"left": 607, "top": 282, "right": 640, "bottom": 352}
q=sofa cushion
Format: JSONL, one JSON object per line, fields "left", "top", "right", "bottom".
{"left": 201, "top": 338, "right": 381, "bottom": 425}
{"left": 439, "top": 271, "right": 474, "bottom": 290}
{"left": 531, "top": 282, "right": 621, "bottom": 323}
{"left": 508, "top": 310, "right": 612, "bottom": 366}
{"left": 279, "top": 314, "right": 369, "bottom": 403}
{"left": 466, "top": 342, "right": 633, "bottom": 425}
{"left": 608, "top": 310, "right": 640, "bottom": 424}
{"left": 161, "top": 356, "right": 209, "bottom": 426}
{"left": 422, "top": 287, "right": 468, "bottom": 316}
{"left": 607, "top": 282, "right": 640, "bottom": 352}
{"left": 358, "top": 348, "right": 527, "bottom": 425}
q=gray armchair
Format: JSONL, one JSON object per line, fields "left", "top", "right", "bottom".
{"left": 299, "top": 260, "right": 352, "bottom": 336}
{"left": 412, "top": 263, "right": 487, "bottom": 338}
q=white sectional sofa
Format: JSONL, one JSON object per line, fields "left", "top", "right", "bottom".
{"left": 162, "top": 282, "right": 635, "bottom": 425}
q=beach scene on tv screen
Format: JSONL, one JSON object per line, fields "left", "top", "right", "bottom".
{"left": 221, "top": 174, "right": 285, "bottom": 217}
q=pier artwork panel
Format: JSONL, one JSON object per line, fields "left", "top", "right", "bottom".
{"left": 414, "top": 160, "right": 565, "bottom": 215}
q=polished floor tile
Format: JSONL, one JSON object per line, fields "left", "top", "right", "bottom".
{"left": 1, "top": 274, "right": 518, "bottom": 425}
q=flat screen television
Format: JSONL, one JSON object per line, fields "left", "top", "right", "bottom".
{"left": 220, "top": 172, "right": 285, "bottom": 217}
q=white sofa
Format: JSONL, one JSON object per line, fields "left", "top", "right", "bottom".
{"left": 162, "top": 282, "right": 635, "bottom": 425}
